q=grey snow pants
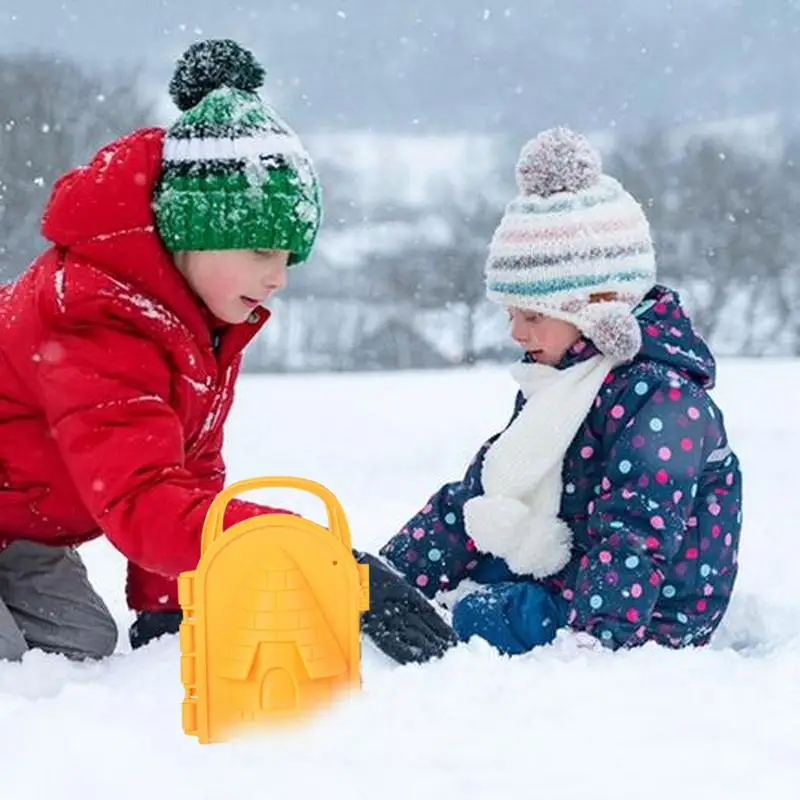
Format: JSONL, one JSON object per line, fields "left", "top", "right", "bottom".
{"left": 0, "top": 539, "right": 118, "bottom": 662}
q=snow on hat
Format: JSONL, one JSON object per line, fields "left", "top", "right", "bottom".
{"left": 152, "top": 39, "right": 322, "bottom": 265}
{"left": 485, "top": 127, "right": 657, "bottom": 362}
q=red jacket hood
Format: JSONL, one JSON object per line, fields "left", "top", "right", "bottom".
{"left": 39, "top": 126, "right": 267, "bottom": 336}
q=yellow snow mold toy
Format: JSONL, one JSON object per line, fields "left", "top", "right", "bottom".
{"left": 178, "top": 477, "right": 370, "bottom": 744}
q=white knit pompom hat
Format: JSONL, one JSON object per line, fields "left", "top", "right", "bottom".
{"left": 485, "top": 127, "right": 657, "bottom": 362}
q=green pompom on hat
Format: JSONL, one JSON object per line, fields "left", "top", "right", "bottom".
{"left": 152, "top": 39, "right": 322, "bottom": 266}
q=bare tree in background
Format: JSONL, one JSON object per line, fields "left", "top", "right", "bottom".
{"left": 353, "top": 193, "right": 499, "bottom": 365}
{"left": 769, "top": 134, "right": 800, "bottom": 354}
{"left": 415, "top": 195, "right": 498, "bottom": 365}
{"left": 606, "top": 129, "right": 797, "bottom": 353}
{"left": 0, "top": 53, "right": 156, "bottom": 282}
{"left": 256, "top": 126, "right": 800, "bottom": 371}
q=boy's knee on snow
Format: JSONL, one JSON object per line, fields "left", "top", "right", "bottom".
{"left": 53, "top": 607, "right": 119, "bottom": 661}
{"left": 78, "top": 614, "right": 119, "bottom": 660}
{"left": 0, "top": 629, "right": 29, "bottom": 663}
{"left": 0, "top": 614, "right": 118, "bottom": 663}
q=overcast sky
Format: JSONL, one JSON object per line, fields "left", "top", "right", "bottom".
{"left": 1, "top": 0, "right": 797, "bottom": 136}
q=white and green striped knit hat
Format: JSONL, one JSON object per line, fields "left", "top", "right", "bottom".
{"left": 152, "top": 39, "right": 322, "bottom": 265}
{"left": 485, "top": 127, "right": 657, "bottom": 362}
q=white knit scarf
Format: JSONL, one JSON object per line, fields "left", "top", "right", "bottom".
{"left": 463, "top": 353, "right": 618, "bottom": 578}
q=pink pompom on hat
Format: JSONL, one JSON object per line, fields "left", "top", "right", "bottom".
{"left": 485, "top": 127, "right": 657, "bottom": 362}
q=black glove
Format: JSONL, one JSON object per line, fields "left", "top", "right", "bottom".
{"left": 355, "top": 549, "right": 459, "bottom": 665}
{"left": 129, "top": 610, "right": 182, "bottom": 650}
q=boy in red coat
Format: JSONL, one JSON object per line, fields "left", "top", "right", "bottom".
{"left": 0, "top": 39, "right": 323, "bottom": 661}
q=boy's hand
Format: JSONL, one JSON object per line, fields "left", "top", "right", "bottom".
{"left": 129, "top": 610, "right": 182, "bottom": 650}
{"left": 354, "top": 550, "right": 459, "bottom": 665}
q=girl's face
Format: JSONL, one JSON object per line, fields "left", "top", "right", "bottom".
{"left": 508, "top": 307, "right": 582, "bottom": 366}
{"left": 175, "top": 249, "right": 289, "bottom": 324}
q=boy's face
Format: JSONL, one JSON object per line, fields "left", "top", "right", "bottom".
{"left": 508, "top": 307, "right": 582, "bottom": 366}
{"left": 176, "top": 249, "right": 290, "bottom": 324}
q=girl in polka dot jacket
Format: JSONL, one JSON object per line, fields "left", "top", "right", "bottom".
{"left": 358, "top": 127, "right": 743, "bottom": 662}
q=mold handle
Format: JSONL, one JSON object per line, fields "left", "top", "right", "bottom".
{"left": 201, "top": 477, "right": 353, "bottom": 555}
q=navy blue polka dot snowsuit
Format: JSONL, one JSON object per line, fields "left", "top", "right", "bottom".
{"left": 379, "top": 286, "right": 742, "bottom": 654}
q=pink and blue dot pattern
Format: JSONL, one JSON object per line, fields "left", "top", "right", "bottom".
{"left": 379, "top": 286, "right": 742, "bottom": 653}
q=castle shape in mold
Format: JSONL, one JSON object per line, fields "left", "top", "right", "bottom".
{"left": 179, "top": 477, "right": 369, "bottom": 743}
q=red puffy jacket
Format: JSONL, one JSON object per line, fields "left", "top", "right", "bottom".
{"left": 0, "top": 127, "right": 287, "bottom": 611}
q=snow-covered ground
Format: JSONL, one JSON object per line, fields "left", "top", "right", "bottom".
{"left": 2, "top": 359, "right": 799, "bottom": 799}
